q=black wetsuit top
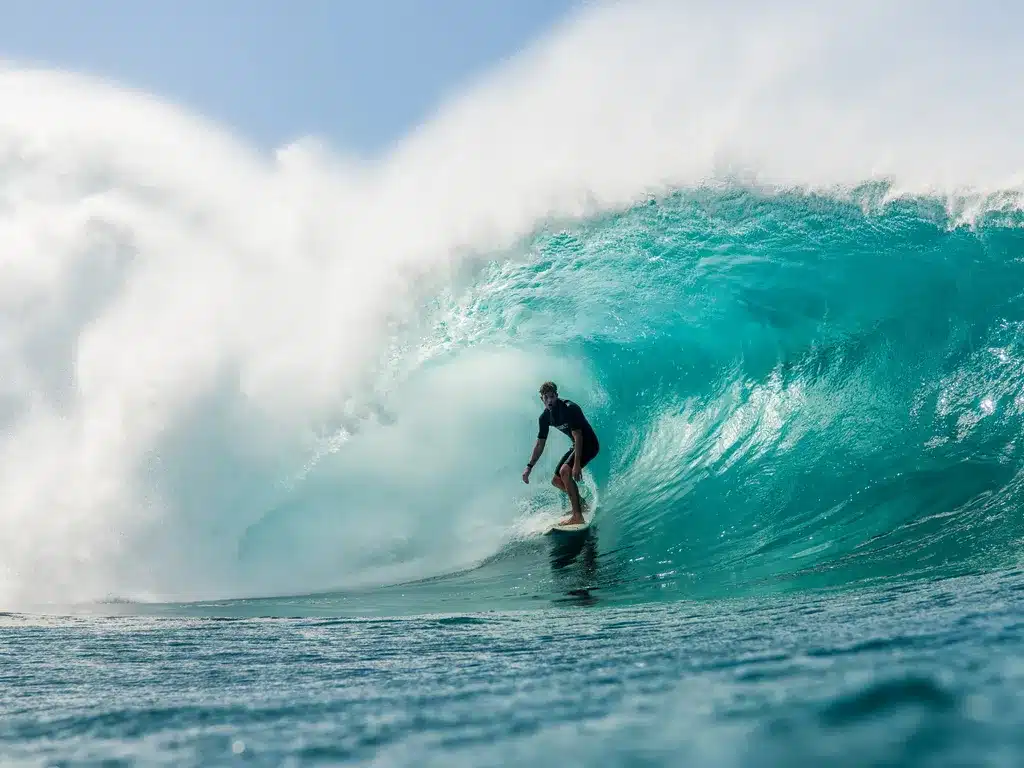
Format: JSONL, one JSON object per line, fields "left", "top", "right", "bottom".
{"left": 538, "top": 398, "right": 599, "bottom": 452}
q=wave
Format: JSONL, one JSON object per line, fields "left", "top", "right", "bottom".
{"left": 527, "top": 187, "right": 1024, "bottom": 599}
{"left": 2, "top": 0, "right": 1024, "bottom": 608}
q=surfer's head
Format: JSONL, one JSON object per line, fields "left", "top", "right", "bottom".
{"left": 539, "top": 381, "right": 558, "bottom": 408}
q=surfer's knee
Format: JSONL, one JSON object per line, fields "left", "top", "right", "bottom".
{"left": 552, "top": 475, "right": 564, "bottom": 490}
{"left": 558, "top": 463, "right": 572, "bottom": 481}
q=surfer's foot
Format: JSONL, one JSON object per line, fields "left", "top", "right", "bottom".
{"left": 558, "top": 514, "right": 585, "bottom": 526}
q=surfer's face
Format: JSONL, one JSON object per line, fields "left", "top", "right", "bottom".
{"left": 541, "top": 392, "right": 558, "bottom": 409}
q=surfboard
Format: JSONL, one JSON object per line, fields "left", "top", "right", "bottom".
{"left": 545, "top": 518, "right": 592, "bottom": 536}
{"left": 527, "top": 473, "right": 598, "bottom": 537}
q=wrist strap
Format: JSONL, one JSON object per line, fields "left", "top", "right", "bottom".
{"left": 526, "top": 462, "right": 534, "bottom": 468}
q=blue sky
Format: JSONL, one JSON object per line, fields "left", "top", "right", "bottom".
{"left": 1, "top": 0, "right": 578, "bottom": 154}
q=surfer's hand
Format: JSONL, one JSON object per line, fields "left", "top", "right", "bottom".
{"left": 572, "top": 464, "right": 582, "bottom": 481}
{"left": 522, "top": 466, "right": 532, "bottom": 484}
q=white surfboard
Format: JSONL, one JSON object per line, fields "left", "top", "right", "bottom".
{"left": 545, "top": 518, "right": 592, "bottom": 535}
{"left": 522, "top": 473, "right": 598, "bottom": 537}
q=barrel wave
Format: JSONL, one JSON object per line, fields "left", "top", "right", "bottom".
{"left": 232, "top": 185, "right": 1024, "bottom": 613}
{"left": 492, "top": 186, "right": 1024, "bottom": 601}
{"left": 3, "top": 0, "right": 1024, "bottom": 613}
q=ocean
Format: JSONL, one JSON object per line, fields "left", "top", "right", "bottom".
{"left": 3, "top": 1, "right": 1024, "bottom": 765}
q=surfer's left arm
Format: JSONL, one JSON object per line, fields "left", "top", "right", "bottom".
{"left": 566, "top": 402, "right": 586, "bottom": 480}
{"left": 571, "top": 429, "right": 583, "bottom": 480}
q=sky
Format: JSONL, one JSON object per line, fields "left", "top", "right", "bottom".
{"left": 0, "top": 0, "right": 579, "bottom": 155}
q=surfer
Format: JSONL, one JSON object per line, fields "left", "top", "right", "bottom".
{"left": 522, "top": 381, "right": 600, "bottom": 526}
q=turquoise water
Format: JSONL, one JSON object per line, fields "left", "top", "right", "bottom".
{"left": 5, "top": 0, "right": 1024, "bottom": 758}
{"left": 220, "top": 184, "right": 1024, "bottom": 613}
{"left": 5, "top": 183, "right": 1024, "bottom": 765}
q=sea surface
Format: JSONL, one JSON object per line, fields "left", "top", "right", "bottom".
{"left": 4, "top": 1, "right": 1024, "bottom": 764}
{"left": 3, "top": 569, "right": 1023, "bottom": 766}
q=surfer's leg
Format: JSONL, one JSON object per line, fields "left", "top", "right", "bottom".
{"left": 552, "top": 447, "right": 574, "bottom": 493}
{"left": 557, "top": 462, "right": 584, "bottom": 525}
{"left": 562, "top": 443, "right": 599, "bottom": 523}
{"left": 551, "top": 473, "right": 574, "bottom": 521}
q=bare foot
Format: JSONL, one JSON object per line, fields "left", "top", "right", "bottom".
{"left": 558, "top": 515, "right": 585, "bottom": 526}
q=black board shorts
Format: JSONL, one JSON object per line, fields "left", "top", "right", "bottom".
{"left": 554, "top": 441, "right": 599, "bottom": 479}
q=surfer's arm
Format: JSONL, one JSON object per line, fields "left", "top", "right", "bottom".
{"left": 524, "top": 412, "right": 550, "bottom": 481}
{"left": 527, "top": 439, "right": 546, "bottom": 469}
{"left": 566, "top": 404, "right": 585, "bottom": 472}
{"left": 523, "top": 439, "right": 545, "bottom": 483}
{"left": 530, "top": 412, "right": 551, "bottom": 467}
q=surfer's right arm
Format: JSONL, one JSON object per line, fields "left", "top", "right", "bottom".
{"left": 523, "top": 413, "right": 551, "bottom": 483}
{"left": 523, "top": 439, "right": 546, "bottom": 483}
